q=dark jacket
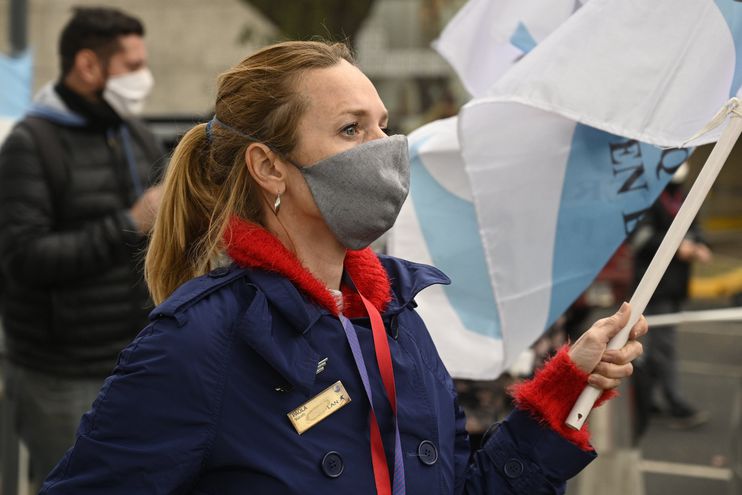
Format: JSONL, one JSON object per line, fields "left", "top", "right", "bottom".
{"left": 0, "top": 83, "right": 163, "bottom": 377}
{"left": 40, "top": 223, "right": 596, "bottom": 494}
{"left": 631, "top": 184, "right": 706, "bottom": 302}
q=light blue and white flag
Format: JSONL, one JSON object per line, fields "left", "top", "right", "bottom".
{"left": 394, "top": 117, "right": 506, "bottom": 378}
{"left": 433, "top": 0, "right": 586, "bottom": 97}
{"left": 483, "top": 0, "right": 742, "bottom": 147}
{"left": 0, "top": 50, "right": 33, "bottom": 142}
{"left": 392, "top": 0, "right": 742, "bottom": 379}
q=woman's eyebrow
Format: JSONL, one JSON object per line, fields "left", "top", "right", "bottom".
{"left": 337, "top": 108, "right": 389, "bottom": 122}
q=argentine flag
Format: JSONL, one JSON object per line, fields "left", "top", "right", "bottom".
{"left": 391, "top": 0, "right": 742, "bottom": 379}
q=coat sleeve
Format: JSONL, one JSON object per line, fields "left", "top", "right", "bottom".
{"left": 39, "top": 314, "right": 228, "bottom": 495}
{"left": 454, "top": 348, "right": 610, "bottom": 494}
{"left": 0, "top": 126, "right": 143, "bottom": 288}
{"left": 456, "top": 408, "right": 596, "bottom": 495}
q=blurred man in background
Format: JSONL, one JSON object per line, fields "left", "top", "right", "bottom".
{"left": 631, "top": 162, "right": 712, "bottom": 440}
{"left": 0, "top": 6, "right": 163, "bottom": 480}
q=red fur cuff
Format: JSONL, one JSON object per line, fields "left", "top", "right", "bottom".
{"left": 510, "top": 346, "right": 617, "bottom": 451}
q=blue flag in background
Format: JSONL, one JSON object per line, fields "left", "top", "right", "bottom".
{"left": 0, "top": 50, "right": 32, "bottom": 117}
{"left": 0, "top": 50, "right": 33, "bottom": 141}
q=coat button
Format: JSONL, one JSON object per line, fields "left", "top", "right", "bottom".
{"left": 208, "top": 266, "right": 230, "bottom": 278}
{"left": 503, "top": 458, "right": 524, "bottom": 478}
{"left": 417, "top": 440, "right": 438, "bottom": 466}
{"left": 321, "top": 451, "right": 344, "bottom": 478}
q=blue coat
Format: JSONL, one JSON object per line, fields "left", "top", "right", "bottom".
{"left": 41, "top": 255, "right": 594, "bottom": 494}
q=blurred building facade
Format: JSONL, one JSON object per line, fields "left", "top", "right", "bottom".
{"left": 0, "top": 0, "right": 276, "bottom": 115}
{"left": 0, "top": 0, "right": 467, "bottom": 125}
{"left": 355, "top": 0, "right": 468, "bottom": 132}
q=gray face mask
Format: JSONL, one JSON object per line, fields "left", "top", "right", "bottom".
{"left": 291, "top": 135, "right": 410, "bottom": 250}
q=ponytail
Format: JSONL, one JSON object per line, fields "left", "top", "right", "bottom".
{"left": 145, "top": 123, "right": 261, "bottom": 304}
{"left": 146, "top": 124, "right": 210, "bottom": 304}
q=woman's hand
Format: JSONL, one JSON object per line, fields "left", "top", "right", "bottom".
{"left": 568, "top": 302, "right": 648, "bottom": 390}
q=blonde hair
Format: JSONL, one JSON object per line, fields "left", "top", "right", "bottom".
{"left": 145, "top": 41, "right": 354, "bottom": 304}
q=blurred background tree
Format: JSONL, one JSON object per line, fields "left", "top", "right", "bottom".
{"left": 239, "top": 0, "right": 376, "bottom": 46}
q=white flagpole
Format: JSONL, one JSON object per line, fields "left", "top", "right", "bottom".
{"left": 565, "top": 100, "right": 742, "bottom": 430}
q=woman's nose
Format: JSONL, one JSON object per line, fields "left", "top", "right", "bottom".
{"left": 367, "top": 126, "right": 388, "bottom": 141}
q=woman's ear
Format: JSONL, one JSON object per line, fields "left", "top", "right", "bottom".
{"left": 245, "top": 143, "right": 287, "bottom": 196}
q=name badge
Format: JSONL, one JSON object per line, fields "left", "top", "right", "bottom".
{"left": 287, "top": 381, "right": 351, "bottom": 434}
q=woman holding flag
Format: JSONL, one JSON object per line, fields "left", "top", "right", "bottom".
{"left": 40, "top": 41, "right": 646, "bottom": 495}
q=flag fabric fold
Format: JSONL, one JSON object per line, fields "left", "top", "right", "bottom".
{"left": 433, "top": 0, "right": 584, "bottom": 98}
{"left": 394, "top": 117, "right": 504, "bottom": 378}
{"left": 483, "top": 0, "right": 742, "bottom": 148}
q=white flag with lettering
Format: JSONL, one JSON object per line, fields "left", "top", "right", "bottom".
{"left": 392, "top": 0, "right": 742, "bottom": 378}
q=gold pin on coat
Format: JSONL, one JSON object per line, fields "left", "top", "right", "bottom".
{"left": 287, "top": 381, "right": 351, "bottom": 434}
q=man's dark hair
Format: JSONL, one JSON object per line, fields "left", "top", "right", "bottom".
{"left": 59, "top": 7, "right": 145, "bottom": 76}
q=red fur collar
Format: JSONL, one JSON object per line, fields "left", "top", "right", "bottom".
{"left": 225, "top": 217, "right": 392, "bottom": 318}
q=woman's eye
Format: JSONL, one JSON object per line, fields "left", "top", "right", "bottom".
{"left": 341, "top": 123, "right": 359, "bottom": 137}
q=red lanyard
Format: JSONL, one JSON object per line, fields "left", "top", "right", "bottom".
{"left": 339, "top": 289, "right": 405, "bottom": 495}
{"left": 361, "top": 293, "right": 399, "bottom": 416}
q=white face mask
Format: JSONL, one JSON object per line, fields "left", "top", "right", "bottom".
{"left": 103, "top": 67, "right": 154, "bottom": 116}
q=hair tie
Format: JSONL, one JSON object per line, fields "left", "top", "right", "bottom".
{"left": 205, "top": 118, "right": 214, "bottom": 143}
{"left": 206, "top": 115, "right": 261, "bottom": 143}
